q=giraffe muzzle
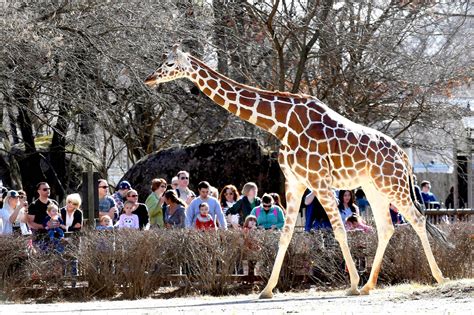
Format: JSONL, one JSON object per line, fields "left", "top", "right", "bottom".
{"left": 144, "top": 73, "right": 157, "bottom": 87}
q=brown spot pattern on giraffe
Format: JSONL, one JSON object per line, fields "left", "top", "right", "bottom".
{"left": 198, "top": 70, "right": 208, "bottom": 78}
{"left": 240, "top": 108, "right": 253, "bottom": 120}
{"left": 213, "top": 94, "right": 225, "bottom": 106}
{"left": 227, "top": 92, "right": 237, "bottom": 101}
{"left": 257, "top": 101, "right": 272, "bottom": 117}
{"left": 240, "top": 90, "right": 256, "bottom": 98}
{"left": 240, "top": 96, "right": 255, "bottom": 107}
{"left": 274, "top": 102, "right": 291, "bottom": 122}
{"left": 289, "top": 111, "right": 304, "bottom": 134}
{"left": 208, "top": 79, "right": 218, "bottom": 89}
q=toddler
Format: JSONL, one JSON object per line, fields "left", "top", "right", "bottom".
{"left": 96, "top": 215, "right": 114, "bottom": 231}
{"left": 243, "top": 215, "right": 257, "bottom": 231}
{"left": 44, "top": 203, "right": 66, "bottom": 240}
{"left": 117, "top": 201, "right": 139, "bottom": 229}
{"left": 195, "top": 202, "right": 215, "bottom": 230}
{"left": 345, "top": 214, "right": 373, "bottom": 233}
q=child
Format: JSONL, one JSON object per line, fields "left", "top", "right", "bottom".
{"left": 117, "top": 201, "right": 139, "bottom": 229}
{"left": 243, "top": 214, "right": 257, "bottom": 231}
{"left": 195, "top": 202, "right": 215, "bottom": 230}
{"left": 44, "top": 203, "right": 66, "bottom": 240}
{"left": 96, "top": 215, "right": 114, "bottom": 231}
{"left": 345, "top": 214, "right": 373, "bottom": 233}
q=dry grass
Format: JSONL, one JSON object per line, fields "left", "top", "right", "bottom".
{"left": 0, "top": 222, "right": 472, "bottom": 302}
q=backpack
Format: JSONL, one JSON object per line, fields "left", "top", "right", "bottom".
{"left": 255, "top": 206, "right": 278, "bottom": 219}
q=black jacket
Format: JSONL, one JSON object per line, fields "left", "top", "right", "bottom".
{"left": 227, "top": 196, "right": 261, "bottom": 225}
{"left": 60, "top": 207, "right": 83, "bottom": 232}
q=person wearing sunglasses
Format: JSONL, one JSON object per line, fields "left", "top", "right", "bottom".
{"left": 145, "top": 178, "right": 167, "bottom": 228}
{"left": 111, "top": 180, "right": 132, "bottom": 218}
{"left": 15, "top": 190, "right": 31, "bottom": 235}
{"left": 175, "top": 170, "right": 195, "bottom": 206}
{"left": 98, "top": 179, "right": 117, "bottom": 222}
{"left": 60, "top": 193, "right": 83, "bottom": 233}
{"left": 0, "top": 190, "right": 23, "bottom": 235}
{"left": 27, "top": 182, "right": 59, "bottom": 236}
{"left": 219, "top": 185, "right": 240, "bottom": 229}
{"left": 250, "top": 193, "right": 285, "bottom": 230}
{"left": 125, "top": 189, "right": 149, "bottom": 230}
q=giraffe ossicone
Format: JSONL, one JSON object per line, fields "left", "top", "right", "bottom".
{"left": 145, "top": 45, "right": 448, "bottom": 298}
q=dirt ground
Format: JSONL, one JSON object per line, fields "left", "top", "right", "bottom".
{"left": 0, "top": 279, "right": 472, "bottom": 314}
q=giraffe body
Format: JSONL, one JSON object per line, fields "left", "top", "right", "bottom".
{"left": 145, "top": 45, "right": 448, "bottom": 298}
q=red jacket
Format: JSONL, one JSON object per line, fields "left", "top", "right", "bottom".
{"left": 195, "top": 214, "right": 215, "bottom": 230}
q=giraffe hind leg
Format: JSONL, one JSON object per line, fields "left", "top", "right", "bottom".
{"left": 395, "top": 201, "right": 449, "bottom": 284}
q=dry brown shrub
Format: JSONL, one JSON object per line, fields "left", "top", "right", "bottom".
{"left": 0, "top": 222, "right": 471, "bottom": 301}
{"left": 181, "top": 229, "right": 243, "bottom": 295}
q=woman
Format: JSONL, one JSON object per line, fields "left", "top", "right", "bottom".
{"left": 163, "top": 190, "right": 186, "bottom": 228}
{"left": 60, "top": 193, "right": 83, "bottom": 233}
{"left": 338, "top": 190, "right": 359, "bottom": 222}
{"left": 227, "top": 182, "right": 261, "bottom": 226}
{"left": 125, "top": 190, "right": 149, "bottom": 230}
{"left": 219, "top": 184, "right": 240, "bottom": 213}
{"left": 0, "top": 190, "right": 22, "bottom": 235}
{"left": 250, "top": 194, "right": 285, "bottom": 230}
{"left": 145, "top": 178, "right": 167, "bottom": 228}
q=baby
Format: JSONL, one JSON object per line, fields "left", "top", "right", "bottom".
{"left": 195, "top": 202, "right": 215, "bottom": 230}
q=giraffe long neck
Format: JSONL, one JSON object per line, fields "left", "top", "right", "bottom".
{"left": 187, "top": 56, "right": 309, "bottom": 144}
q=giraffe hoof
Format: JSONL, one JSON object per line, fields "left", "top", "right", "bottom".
{"left": 346, "top": 288, "right": 360, "bottom": 296}
{"left": 360, "top": 286, "right": 371, "bottom": 295}
{"left": 438, "top": 277, "right": 450, "bottom": 284}
{"left": 259, "top": 290, "right": 274, "bottom": 299}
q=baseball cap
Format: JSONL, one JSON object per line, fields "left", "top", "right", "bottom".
{"left": 6, "top": 190, "right": 19, "bottom": 198}
{"left": 118, "top": 181, "right": 132, "bottom": 190}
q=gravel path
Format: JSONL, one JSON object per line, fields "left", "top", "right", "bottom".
{"left": 1, "top": 279, "right": 472, "bottom": 314}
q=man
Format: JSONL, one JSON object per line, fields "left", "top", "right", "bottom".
{"left": 175, "top": 171, "right": 195, "bottom": 206}
{"left": 420, "top": 180, "right": 440, "bottom": 209}
{"left": 112, "top": 180, "right": 131, "bottom": 216}
{"left": 185, "top": 181, "right": 227, "bottom": 229}
{"left": 170, "top": 176, "right": 179, "bottom": 190}
{"left": 98, "top": 179, "right": 117, "bottom": 220}
{"left": 27, "top": 182, "right": 59, "bottom": 234}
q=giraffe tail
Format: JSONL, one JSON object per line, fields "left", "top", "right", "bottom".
{"left": 408, "top": 171, "right": 455, "bottom": 249}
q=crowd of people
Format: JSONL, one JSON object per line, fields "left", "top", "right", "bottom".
{"left": 0, "top": 173, "right": 453, "bottom": 242}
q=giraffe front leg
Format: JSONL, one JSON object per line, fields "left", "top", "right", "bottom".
{"left": 313, "top": 188, "right": 360, "bottom": 296}
{"left": 259, "top": 178, "right": 306, "bottom": 299}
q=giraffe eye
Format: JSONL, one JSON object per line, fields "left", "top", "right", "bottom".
{"left": 166, "top": 62, "right": 175, "bottom": 67}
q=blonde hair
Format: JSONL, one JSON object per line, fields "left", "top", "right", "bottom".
{"left": 66, "top": 193, "right": 82, "bottom": 208}
{"left": 100, "top": 215, "right": 113, "bottom": 226}
{"left": 241, "top": 182, "right": 258, "bottom": 196}
{"left": 47, "top": 203, "right": 59, "bottom": 214}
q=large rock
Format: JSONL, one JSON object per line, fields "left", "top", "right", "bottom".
{"left": 121, "top": 138, "right": 285, "bottom": 202}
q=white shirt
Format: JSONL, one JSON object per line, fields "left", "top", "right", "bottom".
{"left": 0, "top": 207, "right": 14, "bottom": 234}
{"left": 65, "top": 211, "right": 74, "bottom": 231}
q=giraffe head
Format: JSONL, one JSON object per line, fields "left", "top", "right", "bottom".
{"left": 144, "top": 44, "right": 193, "bottom": 87}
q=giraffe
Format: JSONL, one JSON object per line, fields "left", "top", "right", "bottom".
{"left": 144, "top": 45, "right": 449, "bottom": 298}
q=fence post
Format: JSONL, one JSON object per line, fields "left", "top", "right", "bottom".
{"left": 81, "top": 163, "right": 99, "bottom": 226}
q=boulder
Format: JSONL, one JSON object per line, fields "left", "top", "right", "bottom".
{"left": 120, "top": 138, "right": 285, "bottom": 203}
